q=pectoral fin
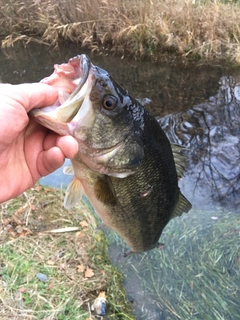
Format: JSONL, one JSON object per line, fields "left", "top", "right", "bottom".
{"left": 64, "top": 177, "right": 84, "bottom": 209}
{"left": 63, "top": 165, "right": 74, "bottom": 176}
{"left": 94, "top": 176, "right": 117, "bottom": 206}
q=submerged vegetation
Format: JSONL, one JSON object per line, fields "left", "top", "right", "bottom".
{"left": 1, "top": 0, "right": 240, "bottom": 62}
{"left": 108, "top": 209, "right": 240, "bottom": 319}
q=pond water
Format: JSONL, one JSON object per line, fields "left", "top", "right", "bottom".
{"left": 1, "top": 42, "right": 239, "bottom": 319}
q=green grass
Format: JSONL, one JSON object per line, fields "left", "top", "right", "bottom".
{"left": 0, "top": 186, "right": 134, "bottom": 320}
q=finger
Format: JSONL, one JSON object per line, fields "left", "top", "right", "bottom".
{"left": 13, "top": 83, "right": 59, "bottom": 112}
{"left": 37, "top": 147, "right": 65, "bottom": 177}
{"left": 43, "top": 134, "right": 78, "bottom": 158}
{"left": 56, "top": 136, "right": 78, "bottom": 159}
{"left": 42, "top": 132, "right": 59, "bottom": 151}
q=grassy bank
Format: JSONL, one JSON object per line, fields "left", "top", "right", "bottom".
{"left": 0, "top": 185, "right": 134, "bottom": 319}
{"left": 1, "top": 0, "right": 240, "bottom": 63}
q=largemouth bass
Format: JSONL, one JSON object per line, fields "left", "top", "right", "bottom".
{"left": 30, "top": 54, "right": 192, "bottom": 255}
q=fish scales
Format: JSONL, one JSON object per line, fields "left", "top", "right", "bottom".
{"left": 106, "top": 113, "right": 179, "bottom": 252}
{"left": 30, "top": 54, "right": 192, "bottom": 255}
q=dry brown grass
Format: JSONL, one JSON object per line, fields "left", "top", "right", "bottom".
{"left": 1, "top": 0, "right": 240, "bottom": 62}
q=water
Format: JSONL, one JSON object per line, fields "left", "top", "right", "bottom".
{"left": 1, "top": 42, "right": 239, "bottom": 319}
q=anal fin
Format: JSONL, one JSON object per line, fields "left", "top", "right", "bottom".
{"left": 64, "top": 177, "right": 83, "bottom": 209}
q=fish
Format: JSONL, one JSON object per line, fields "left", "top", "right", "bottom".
{"left": 30, "top": 54, "right": 192, "bottom": 255}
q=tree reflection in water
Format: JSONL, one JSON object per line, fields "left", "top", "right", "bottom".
{"left": 158, "top": 76, "right": 240, "bottom": 212}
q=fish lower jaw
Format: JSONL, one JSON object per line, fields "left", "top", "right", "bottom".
{"left": 30, "top": 112, "right": 71, "bottom": 136}
{"left": 123, "top": 242, "right": 164, "bottom": 257}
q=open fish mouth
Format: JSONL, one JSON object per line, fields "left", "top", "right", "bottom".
{"left": 30, "top": 54, "right": 92, "bottom": 132}
{"left": 55, "top": 54, "right": 92, "bottom": 123}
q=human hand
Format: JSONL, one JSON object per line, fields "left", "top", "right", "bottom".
{"left": 0, "top": 83, "right": 78, "bottom": 203}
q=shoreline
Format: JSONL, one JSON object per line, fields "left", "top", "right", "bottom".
{"left": 1, "top": 0, "right": 240, "bottom": 64}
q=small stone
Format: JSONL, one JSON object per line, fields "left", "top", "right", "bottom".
{"left": 36, "top": 273, "right": 48, "bottom": 283}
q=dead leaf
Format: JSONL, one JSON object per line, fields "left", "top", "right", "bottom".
{"left": 77, "top": 264, "right": 85, "bottom": 273}
{"left": 98, "top": 291, "right": 106, "bottom": 299}
{"left": 15, "top": 207, "right": 23, "bottom": 215}
{"left": 30, "top": 204, "right": 36, "bottom": 211}
{"left": 79, "top": 220, "right": 89, "bottom": 228}
{"left": 48, "top": 283, "right": 54, "bottom": 289}
{"left": 76, "top": 231, "right": 86, "bottom": 238}
{"left": 18, "top": 228, "right": 31, "bottom": 237}
{"left": 34, "top": 185, "right": 42, "bottom": 192}
{"left": 59, "top": 263, "right": 66, "bottom": 270}
{"left": 12, "top": 215, "right": 22, "bottom": 225}
{"left": 85, "top": 266, "right": 94, "bottom": 278}
{"left": 2, "top": 218, "right": 11, "bottom": 226}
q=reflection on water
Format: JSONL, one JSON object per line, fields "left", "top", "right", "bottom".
{"left": 1, "top": 43, "right": 239, "bottom": 319}
{"left": 158, "top": 76, "right": 240, "bottom": 212}
{"left": 0, "top": 42, "right": 232, "bottom": 116}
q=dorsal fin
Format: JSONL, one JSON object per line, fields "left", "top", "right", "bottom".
{"left": 171, "top": 191, "right": 192, "bottom": 219}
{"left": 171, "top": 143, "right": 189, "bottom": 178}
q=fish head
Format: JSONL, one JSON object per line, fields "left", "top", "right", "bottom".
{"left": 30, "top": 54, "right": 144, "bottom": 177}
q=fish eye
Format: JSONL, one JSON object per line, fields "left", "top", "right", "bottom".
{"left": 102, "top": 95, "right": 118, "bottom": 111}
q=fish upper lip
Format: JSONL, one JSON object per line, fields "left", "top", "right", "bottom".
{"left": 55, "top": 54, "right": 92, "bottom": 123}
{"left": 67, "top": 54, "right": 91, "bottom": 103}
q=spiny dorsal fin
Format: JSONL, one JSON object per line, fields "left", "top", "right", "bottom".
{"left": 63, "top": 165, "right": 74, "bottom": 176}
{"left": 171, "top": 143, "right": 189, "bottom": 178}
{"left": 171, "top": 191, "right": 192, "bottom": 219}
{"left": 64, "top": 177, "right": 83, "bottom": 209}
